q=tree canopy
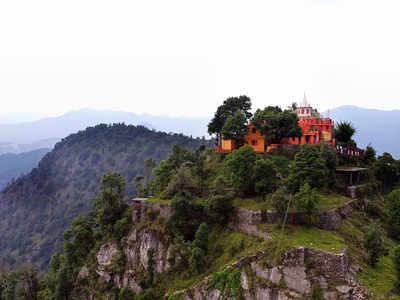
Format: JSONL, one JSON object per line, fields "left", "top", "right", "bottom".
{"left": 335, "top": 121, "right": 356, "bottom": 144}
{"left": 251, "top": 106, "right": 302, "bottom": 143}
{"left": 221, "top": 110, "right": 249, "bottom": 146}
{"left": 208, "top": 96, "right": 252, "bottom": 136}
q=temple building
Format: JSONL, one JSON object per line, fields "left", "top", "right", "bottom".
{"left": 216, "top": 95, "right": 335, "bottom": 153}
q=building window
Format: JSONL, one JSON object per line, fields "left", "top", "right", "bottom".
{"left": 306, "top": 109, "right": 309, "bottom": 114}
{"left": 252, "top": 128, "right": 257, "bottom": 134}
{"left": 251, "top": 140, "right": 258, "bottom": 146}
{"left": 301, "top": 109, "right": 304, "bottom": 114}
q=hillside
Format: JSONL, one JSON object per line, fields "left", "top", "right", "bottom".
{"left": 4, "top": 142, "right": 398, "bottom": 299}
{"left": 0, "top": 124, "right": 212, "bottom": 269}
{"left": 0, "top": 148, "right": 49, "bottom": 190}
{"left": 328, "top": 105, "right": 400, "bottom": 158}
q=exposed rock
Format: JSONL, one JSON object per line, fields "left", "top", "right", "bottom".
{"left": 77, "top": 265, "right": 89, "bottom": 279}
{"left": 124, "top": 228, "right": 170, "bottom": 275}
{"left": 96, "top": 242, "right": 119, "bottom": 282}
{"left": 282, "top": 266, "right": 310, "bottom": 294}
{"left": 228, "top": 208, "right": 270, "bottom": 240}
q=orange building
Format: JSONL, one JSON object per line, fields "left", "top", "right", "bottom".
{"left": 216, "top": 97, "right": 335, "bottom": 153}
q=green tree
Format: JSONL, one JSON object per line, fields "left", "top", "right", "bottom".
{"left": 166, "top": 164, "right": 198, "bottom": 199}
{"left": 189, "top": 247, "right": 207, "bottom": 274}
{"left": 221, "top": 110, "right": 249, "bottom": 148}
{"left": 94, "top": 173, "right": 128, "bottom": 235}
{"left": 251, "top": 106, "right": 302, "bottom": 143}
{"left": 320, "top": 144, "right": 337, "bottom": 189}
{"left": 208, "top": 96, "right": 252, "bottom": 136}
{"left": 373, "top": 152, "right": 399, "bottom": 193}
{"left": 286, "top": 145, "right": 328, "bottom": 193}
{"left": 393, "top": 246, "right": 400, "bottom": 293}
{"left": 193, "top": 223, "right": 209, "bottom": 254}
{"left": 63, "top": 215, "right": 94, "bottom": 269}
{"left": 147, "top": 248, "right": 155, "bottom": 285}
{"left": 295, "top": 183, "right": 320, "bottom": 226}
{"left": 225, "top": 146, "right": 258, "bottom": 194}
{"left": 362, "top": 145, "right": 377, "bottom": 165}
{"left": 135, "top": 175, "right": 146, "bottom": 197}
{"left": 271, "top": 188, "right": 291, "bottom": 222}
{"left": 252, "top": 158, "right": 277, "bottom": 196}
{"left": 386, "top": 189, "right": 400, "bottom": 240}
{"left": 119, "top": 287, "right": 135, "bottom": 300}
{"left": 335, "top": 121, "right": 356, "bottom": 144}
{"left": 207, "top": 194, "right": 234, "bottom": 226}
{"left": 363, "top": 223, "right": 387, "bottom": 267}
{"left": 168, "top": 196, "right": 204, "bottom": 240}
{"left": 55, "top": 265, "right": 73, "bottom": 300}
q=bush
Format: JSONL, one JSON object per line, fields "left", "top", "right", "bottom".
{"left": 252, "top": 158, "right": 277, "bottom": 196}
{"left": 311, "top": 283, "right": 323, "bottom": 300}
{"left": 119, "top": 287, "right": 135, "bottom": 300}
{"left": 386, "top": 190, "right": 400, "bottom": 240}
{"left": 189, "top": 247, "right": 207, "bottom": 274}
{"left": 271, "top": 188, "right": 291, "bottom": 222}
{"left": 207, "top": 194, "right": 234, "bottom": 226}
{"left": 295, "top": 183, "right": 320, "bottom": 226}
{"left": 225, "top": 146, "right": 258, "bottom": 194}
{"left": 363, "top": 223, "right": 387, "bottom": 267}
{"left": 286, "top": 145, "right": 328, "bottom": 193}
{"left": 193, "top": 223, "right": 209, "bottom": 254}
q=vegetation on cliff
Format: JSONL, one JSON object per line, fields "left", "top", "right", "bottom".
{"left": 0, "top": 124, "right": 212, "bottom": 270}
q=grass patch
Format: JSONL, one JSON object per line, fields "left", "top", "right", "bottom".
{"left": 258, "top": 223, "right": 346, "bottom": 254}
{"left": 233, "top": 197, "right": 273, "bottom": 211}
{"left": 318, "top": 193, "right": 350, "bottom": 211}
{"left": 234, "top": 192, "right": 351, "bottom": 213}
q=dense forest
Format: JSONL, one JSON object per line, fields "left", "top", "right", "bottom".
{"left": 0, "top": 123, "right": 212, "bottom": 270}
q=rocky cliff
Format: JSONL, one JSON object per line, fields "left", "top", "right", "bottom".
{"left": 76, "top": 202, "right": 368, "bottom": 300}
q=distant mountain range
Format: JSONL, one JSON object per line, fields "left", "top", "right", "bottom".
{"left": 0, "top": 108, "right": 210, "bottom": 146}
{"left": 327, "top": 105, "right": 400, "bottom": 158}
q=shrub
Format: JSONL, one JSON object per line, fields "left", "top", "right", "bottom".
{"left": 189, "top": 247, "right": 207, "bottom": 274}
{"left": 207, "top": 194, "right": 234, "bottom": 225}
{"left": 386, "top": 190, "right": 400, "bottom": 240}
{"left": 295, "top": 183, "right": 320, "bottom": 226}
{"left": 363, "top": 223, "right": 387, "bottom": 267}
{"left": 119, "top": 287, "right": 135, "bottom": 300}
{"left": 193, "top": 223, "right": 209, "bottom": 254}
{"left": 271, "top": 188, "right": 291, "bottom": 222}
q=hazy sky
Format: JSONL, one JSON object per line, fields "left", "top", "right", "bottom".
{"left": 1, "top": 0, "right": 400, "bottom": 119}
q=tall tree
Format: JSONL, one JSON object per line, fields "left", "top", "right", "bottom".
{"left": 335, "top": 121, "right": 356, "bottom": 144}
{"left": 225, "top": 145, "right": 258, "bottom": 194}
{"left": 286, "top": 145, "right": 328, "bottom": 193}
{"left": 251, "top": 106, "right": 302, "bottom": 143}
{"left": 208, "top": 96, "right": 252, "bottom": 136}
{"left": 221, "top": 110, "right": 249, "bottom": 148}
{"left": 373, "top": 152, "right": 399, "bottom": 193}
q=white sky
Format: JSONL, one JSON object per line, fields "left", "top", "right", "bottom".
{"left": 1, "top": 0, "right": 400, "bottom": 118}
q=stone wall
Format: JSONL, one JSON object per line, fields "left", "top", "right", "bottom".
{"left": 170, "top": 246, "right": 365, "bottom": 300}
{"left": 229, "top": 200, "right": 358, "bottom": 239}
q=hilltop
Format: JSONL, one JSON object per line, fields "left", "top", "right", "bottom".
{"left": 0, "top": 124, "right": 212, "bottom": 269}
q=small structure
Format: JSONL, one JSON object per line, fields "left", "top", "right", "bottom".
{"left": 129, "top": 197, "right": 149, "bottom": 209}
{"left": 336, "top": 167, "right": 368, "bottom": 198}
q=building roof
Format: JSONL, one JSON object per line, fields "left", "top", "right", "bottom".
{"left": 131, "top": 197, "right": 150, "bottom": 202}
{"left": 336, "top": 167, "right": 368, "bottom": 172}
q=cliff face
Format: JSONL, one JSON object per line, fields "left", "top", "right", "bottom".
{"left": 76, "top": 203, "right": 368, "bottom": 300}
